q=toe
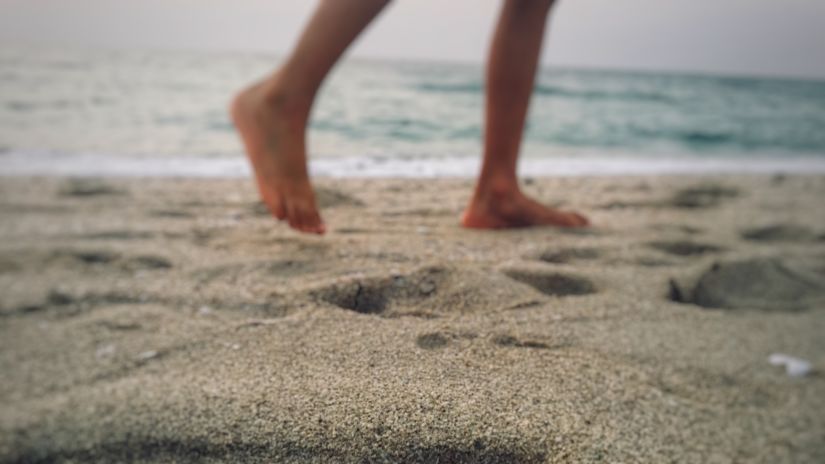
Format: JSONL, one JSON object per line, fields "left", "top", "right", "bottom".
{"left": 262, "top": 192, "right": 286, "bottom": 220}
{"left": 273, "top": 201, "right": 287, "bottom": 220}
{"left": 269, "top": 199, "right": 286, "bottom": 220}
{"left": 285, "top": 200, "right": 326, "bottom": 235}
{"left": 285, "top": 202, "right": 303, "bottom": 232}
{"left": 298, "top": 204, "right": 325, "bottom": 234}
{"left": 573, "top": 213, "right": 590, "bottom": 227}
{"left": 307, "top": 210, "right": 326, "bottom": 234}
{"left": 564, "top": 213, "right": 584, "bottom": 227}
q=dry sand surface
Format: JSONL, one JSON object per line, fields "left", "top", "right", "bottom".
{"left": 1, "top": 174, "right": 825, "bottom": 463}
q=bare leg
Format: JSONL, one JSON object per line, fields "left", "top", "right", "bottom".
{"left": 231, "top": 0, "right": 390, "bottom": 234}
{"left": 462, "top": 0, "right": 589, "bottom": 229}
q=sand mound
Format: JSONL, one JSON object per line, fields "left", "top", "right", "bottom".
{"left": 670, "top": 258, "right": 825, "bottom": 311}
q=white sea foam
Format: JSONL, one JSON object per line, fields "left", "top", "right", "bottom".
{"left": 2, "top": 151, "right": 825, "bottom": 178}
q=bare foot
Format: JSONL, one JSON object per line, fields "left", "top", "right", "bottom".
{"left": 461, "top": 186, "right": 589, "bottom": 229}
{"left": 230, "top": 81, "right": 325, "bottom": 234}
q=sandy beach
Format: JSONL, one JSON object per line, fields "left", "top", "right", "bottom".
{"left": 1, "top": 174, "right": 824, "bottom": 463}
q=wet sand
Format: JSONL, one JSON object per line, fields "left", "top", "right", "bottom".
{"left": 1, "top": 174, "right": 824, "bottom": 463}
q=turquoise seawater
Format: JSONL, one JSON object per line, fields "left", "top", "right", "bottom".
{"left": 1, "top": 45, "right": 824, "bottom": 176}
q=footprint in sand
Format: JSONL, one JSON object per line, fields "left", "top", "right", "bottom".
{"left": 335, "top": 227, "right": 371, "bottom": 235}
{"left": 538, "top": 247, "right": 601, "bottom": 264}
{"left": 314, "top": 267, "right": 445, "bottom": 315}
{"left": 647, "top": 240, "right": 724, "bottom": 257}
{"left": 381, "top": 208, "right": 456, "bottom": 218}
{"left": 635, "top": 256, "right": 677, "bottom": 268}
{"left": 416, "top": 331, "right": 478, "bottom": 350}
{"left": 124, "top": 255, "right": 172, "bottom": 271}
{"left": 58, "top": 178, "right": 126, "bottom": 197}
{"left": 192, "top": 259, "right": 313, "bottom": 285}
{"left": 5, "top": 288, "right": 147, "bottom": 317}
{"left": 0, "top": 256, "right": 21, "bottom": 274}
{"left": 667, "top": 184, "right": 739, "bottom": 209}
{"left": 313, "top": 266, "right": 540, "bottom": 317}
{"left": 82, "top": 230, "right": 157, "bottom": 240}
{"left": 652, "top": 224, "right": 704, "bottom": 235}
{"left": 596, "top": 199, "right": 657, "bottom": 210}
{"left": 491, "top": 334, "right": 552, "bottom": 350}
{"left": 416, "top": 332, "right": 451, "bottom": 350}
{"left": 67, "top": 250, "right": 119, "bottom": 264}
{"left": 315, "top": 187, "right": 365, "bottom": 208}
{"left": 502, "top": 267, "right": 596, "bottom": 297}
{"left": 51, "top": 249, "right": 172, "bottom": 272}
{"left": 741, "top": 224, "right": 817, "bottom": 243}
{"left": 150, "top": 209, "right": 195, "bottom": 219}
{"left": 669, "top": 258, "right": 825, "bottom": 311}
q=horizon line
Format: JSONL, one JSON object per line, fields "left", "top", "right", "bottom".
{"left": 3, "top": 39, "right": 825, "bottom": 83}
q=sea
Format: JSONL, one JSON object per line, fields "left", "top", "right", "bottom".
{"left": 1, "top": 44, "right": 825, "bottom": 177}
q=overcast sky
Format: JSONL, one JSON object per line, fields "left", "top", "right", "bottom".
{"left": 2, "top": 0, "right": 824, "bottom": 79}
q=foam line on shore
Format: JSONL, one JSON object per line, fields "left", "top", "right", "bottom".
{"left": 1, "top": 151, "right": 825, "bottom": 178}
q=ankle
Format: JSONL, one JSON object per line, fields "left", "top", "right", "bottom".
{"left": 474, "top": 176, "right": 521, "bottom": 203}
{"left": 257, "top": 74, "right": 313, "bottom": 120}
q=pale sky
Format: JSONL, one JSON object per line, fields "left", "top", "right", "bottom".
{"left": 2, "top": 0, "right": 824, "bottom": 79}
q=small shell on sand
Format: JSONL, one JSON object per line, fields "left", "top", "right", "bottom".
{"left": 769, "top": 353, "right": 814, "bottom": 377}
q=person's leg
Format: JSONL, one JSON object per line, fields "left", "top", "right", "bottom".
{"left": 462, "top": 0, "right": 589, "bottom": 229}
{"left": 232, "top": 0, "right": 391, "bottom": 234}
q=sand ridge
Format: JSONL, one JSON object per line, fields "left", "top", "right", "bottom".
{"left": 1, "top": 174, "right": 824, "bottom": 463}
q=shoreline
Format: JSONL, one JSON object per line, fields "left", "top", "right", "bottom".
{"left": 2, "top": 152, "right": 825, "bottom": 178}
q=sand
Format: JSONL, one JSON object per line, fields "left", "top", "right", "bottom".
{"left": 1, "top": 174, "right": 824, "bottom": 463}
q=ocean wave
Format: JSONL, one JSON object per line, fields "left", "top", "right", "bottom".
{"left": 680, "top": 131, "right": 733, "bottom": 146}
{"left": 2, "top": 46, "right": 824, "bottom": 160}
{"left": 534, "top": 85, "right": 673, "bottom": 103}
{"left": 415, "top": 81, "right": 673, "bottom": 103}
{"left": 414, "top": 81, "right": 483, "bottom": 93}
